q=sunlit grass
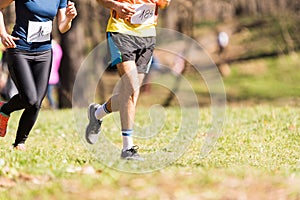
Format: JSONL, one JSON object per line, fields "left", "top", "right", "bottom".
{"left": 225, "top": 53, "right": 300, "bottom": 103}
{"left": 0, "top": 105, "right": 299, "bottom": 199}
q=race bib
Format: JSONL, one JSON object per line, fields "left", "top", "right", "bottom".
{"left": 27, "top": 21, "right": 52, "bottom": 43}
{"left": 130, "top": 4, "right": 155, "bottom": 25}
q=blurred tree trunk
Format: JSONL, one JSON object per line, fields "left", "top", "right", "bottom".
{"left": 59, "top": 1, "right": 85, "bottom": 108}
{"left": 165, "top": 0, "right": 195, "bottom": 38}
{"left": 58, "top": 0, "right": 109, "bottom": 108}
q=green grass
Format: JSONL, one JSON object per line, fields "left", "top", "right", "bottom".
{"left": 0, "top": 51, "right": 299, "bottom": 199}
{"left": 0, "top": 105, "right": 300, "bottom": 199}
{"left": 137, "top": 52, "right": 300, "bottom": 107}
{"left": 224, "top": 53, "right": 300, "bottom": 103}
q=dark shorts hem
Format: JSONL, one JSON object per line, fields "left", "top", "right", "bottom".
{"left": 107, "top": 32, "right": 156, "bottom": 74}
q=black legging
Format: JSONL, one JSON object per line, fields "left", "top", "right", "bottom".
{"left": 0, "top": 48, "right": 52, "bottom": 145}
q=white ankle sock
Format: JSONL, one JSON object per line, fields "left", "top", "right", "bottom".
{"left": 122, "top": 130, "right": 134, "bottom": 150}
{"left": 95, "top": 103, "right": 110, "bottom": 120}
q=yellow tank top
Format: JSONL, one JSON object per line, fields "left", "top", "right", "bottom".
{"left": 106, "top": 0, "right": 158, "bottom": 37}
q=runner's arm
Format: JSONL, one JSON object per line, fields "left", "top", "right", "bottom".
{"left": 57, "top": 1, "right": 77, "bottom": 33}
{"left": 96, "top": 0, "right": 135, "bottom": 19}
{"left": 0, "top": 10, "right": 6, "bottom": 38}
{"left": 0, "top": 10, "right": 18, "bottom": 48}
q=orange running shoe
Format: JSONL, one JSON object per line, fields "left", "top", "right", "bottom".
{"left": 0, "top": 101, "right": 9, "bottom": 137}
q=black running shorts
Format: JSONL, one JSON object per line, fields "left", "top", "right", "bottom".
{"left": 107, "top": 32, "right": 156, "bottom": 74}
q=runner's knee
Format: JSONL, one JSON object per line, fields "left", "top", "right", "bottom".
{"left": 20, "top": 93, "right": 41, "bottom": 109}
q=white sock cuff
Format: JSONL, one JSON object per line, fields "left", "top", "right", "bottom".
{"left": 95, "top": 103, "right": 110, "bottom": 120}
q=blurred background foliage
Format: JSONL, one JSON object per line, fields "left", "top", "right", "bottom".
{"left": 2, "top": 0, "right": 300, "bottom": 107}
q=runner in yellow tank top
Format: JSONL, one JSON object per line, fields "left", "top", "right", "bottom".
{"left": 85, "top": 0, "right": 171, "bottom": 160}
{"left": 108, "top": 0, "right": 158, "bottom": 36}
{"left": 106, "top": 0, "right": 170, "bottom": 36}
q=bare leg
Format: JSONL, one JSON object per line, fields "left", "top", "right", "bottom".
{"left": 95, "top": 68, "right": 145, "bottom": 125}
{"left": 86, "top": 61, "right": 145, "bottom": 148}
{"left": 107, "top": 61, "right": 143, "bottom": 130}
{"left": 105, "top": 73, "right": 145, "bottom": 113}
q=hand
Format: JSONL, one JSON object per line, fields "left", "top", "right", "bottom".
{"left": 115, "top": 2, "right": 136, "bottom": 20}
{"left": 1, "top": 33, "right": 19, "bottom": 48}
{"left": 66, "top": 1, "right": 77, "bottom": 21}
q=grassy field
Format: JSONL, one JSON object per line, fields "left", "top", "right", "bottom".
{"left": 225, "top": 53, "right": 300, "bottom": 104}
{"left": 0, "top": 104, "right": 299, "bottom": 199}
{"left": 1, "top": 52, "right": 300, "bottom": 199}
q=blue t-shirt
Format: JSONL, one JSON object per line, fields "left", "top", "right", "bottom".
{"left": 12, "top": 0, "right": 67, "bottom": 52}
